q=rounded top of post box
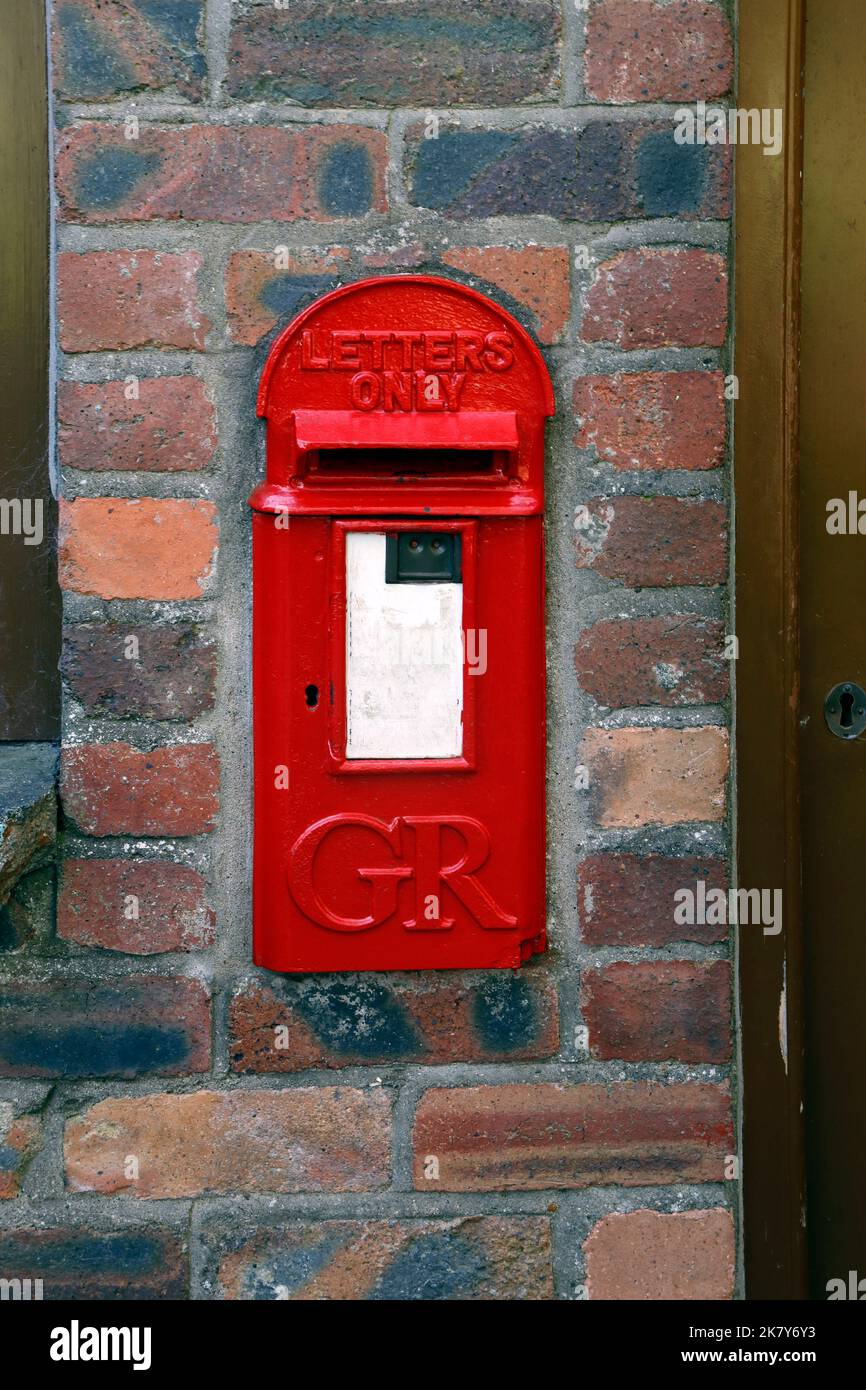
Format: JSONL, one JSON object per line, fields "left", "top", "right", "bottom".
{"left": 251, "top": 275, "right": 554, "bottom": 516}
{"left": 257, "top": 274, "right": 555, "bottom": 419}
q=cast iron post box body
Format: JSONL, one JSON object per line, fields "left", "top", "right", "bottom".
{"left": 250, "top": 276, "right": 554, "bottom": 971}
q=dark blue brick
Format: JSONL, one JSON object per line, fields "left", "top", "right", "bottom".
{"left": 55, "top": 5, "right": 135, "bottom": 98}
{"left": 370, "top": 1231, "right": 487, "bottom": 1300}
{"left": 472, "top": 972, "right": 541, "bottom": 1053}
{"left": 243, "top": 1232, "right": 344, "bottom": 1300}
{"left": 72, "top": 147, "right": 162, "bottom": 212}
{"left": 54, "top": 0, "right": 205, "bottom": 101}
{"left": 0, "top": 1228, "right": 186, "bottom": 1299}
{"left": 575, "top": 122, "right": 629, "bottom": 221}
{"left": 227, "top": 0, "right": 559, "bottom": 106}
{"left": 410, "top": 129, "right": 516, "bottom": 211}
{"left": 318, "top": 142, "right": 374, "bottom": 217}
{"left": 259, "top": 274, "right": 344, "bottom": 325}
{"left": 0, "top": 978, "right": 207, "bottom": 1078}
{"left": 452, "top": 131, "right": 577, "bottom": 217}
{"left": 634, "top": 130, "right": 709, "bottom": 217}
{"left": 137, "top": 0, "right": 206, "bottom": 82}
{"left": 0, "top": 1023, "right": 190, "bottom": 1077}
{"left": 292, "top": 977, "right": 420, "bottom": 1059}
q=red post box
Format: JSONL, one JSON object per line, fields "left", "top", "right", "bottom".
{"left": 250, "top": 275, "right": 554, "bottom": 971}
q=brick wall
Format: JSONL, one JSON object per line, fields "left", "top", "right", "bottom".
{"left": 0, "top": 0, "right": 736, "bottom": 1300}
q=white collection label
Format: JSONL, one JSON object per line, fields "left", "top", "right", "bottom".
{"left": 345, "top": 531, "right": 463, "bottom": 759}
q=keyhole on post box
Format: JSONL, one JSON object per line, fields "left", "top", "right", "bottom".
{"left": 840, "top": 687, "right": 855, "bottom": 730}
{"left": 305, "top": 684, "right": 319, "bottom": 709}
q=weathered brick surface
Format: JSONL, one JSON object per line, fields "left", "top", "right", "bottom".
{"left": 582, "top": 961, "right": 731, "bottom": 1062}
{"left": 0, "top": 869, "right": 55, "bottom": 954}
{"left": 57, "top": 124, "right": 387, "bottom": 224}
{"left": 209, "top": 1216, "right": 553, "bottom": 1301}
{"left": 580, "top": 727, "right": 728, "bottom": 827}
{"left": 43, "top": 0, "right": 738, "bottom": 1303}
{"left": 62, "top": 622, "right": 216, "bottom": 721}
{"left": 362, "top": 243, "right": 428, "bottom": 271}
{"left": 58, "top": 859, "right": 215, "bottom": 954}
{"left": 228, "top": 243, "right": 569, "bottom": 347}
{"left": 575, "top": 616, "right": 727, "bottom": 707}
{"left": 0, "top": 745, "right": 57, "bottom": 907}
{"left": 574, "top": 497, "right": 727, "bottom": 586}
{"left": 53, "top": 0, "right": 206, "bottom": 102}
{"left": 59, "top": 498, "right": 217, "bottom": 600}
{"left": 582, "top": 249, "right": 728, "bottom": 349}
{"left": 0, "top": 976, "right": 210, "bottom": 1078}
{"left": 413, "top": 1082, "right": 732, "bottom": 1190}
{"left": 407, "top": 122, "right": 729, "bottom": 220}
{"left": 0, "top": 1109, "right": 41, "bottom": 1198}
{"left": 228, "top": 0, "right": 561, "bottom": 106}
{"left": 226, "top": 248, "right": 351, "bottom": 346}
{"left": 584, "top": 1208, "right": 735, "bottom": 1300}
{"left": 440, "top": 246, "right": 570, "bottom": 344}
{"left": 0, "top": 1225, "right": 187, "bottom": 1299}
{"left": 229, "top": 970, "right": 558, "bottom": 1071}
{"left": 578, "top": 854, "right": 728, "bottom": 946}
{"left": 585, "top": 1, "right": 733, "bottom": 103}
{"left": 58, "top": 250, "right": 210, "bottom": 352}
{"left": 58, "top": 378, "right": 216, "bottom": 473}
{"left": 65, "top": 1088, "right": 392, "bottom": 1196}
{"left": 574, "top": 371, "right": 726, "bottom": 472}
{"left": 60, "top": 743, "right": 220, "bottom": 838}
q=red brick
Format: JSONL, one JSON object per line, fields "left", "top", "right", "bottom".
{"left": 585, "top": 1208, "right": 735, "bottom": 1300}
{"left": 60, "top": 743, "right": 219, "bottom": 838}
{"left": 57, "top": 124, "right": 387, "bottom": 224}
{"left": 580, "top": 726, "right": 728, "bottom": 827}
{"left": 574, "top": 497, "right": 726, "bottom": 586}
{"left": 362, "top": 242, "right": 427, "bottom": 270}
{"left": 52, "top": 0, "right": 205, "bottom": 102}
{"left": 0, "top": 1111, "right": 41, "bottom": 1199}
{"left": 575, "top": 616, "right": 727, "bottom": 707}
{"left": 211, "top": 1216, "right": 553, "bottom": 1300}
{"left": 440, "top": 246, "right": 570, "bottom": 344}
{"left": 578, "top": 854, "right": 729, "bottom": 946}
{"left": 582, "top": 249, "right": 728, "bottom": 349}
{"left": 225, "top": 248, "right": 350, "bottom": 346}
{"left": 58, "top": 498, "right": 217, "bottom": 600}
{"left": 229, "top": 971, "right": 558, "bottom": 1072}
{"left": 227, "top": 0, "right": 561, "bottom": 106}
{"left": 412, "top": 1082, "right": 731, "bottom": 1190}
{"left": 0, "top": 976, "right": 210, "bottom": 1078}
{"left": 585, "top": 1, "right": 733, "bottom": 103}
{"left": 0, "top": 1225, "right": 187, "bottom": 1299}
{"left": 58, "top": 859, "right": 215, "bottom": 954}
{"left": 582, "top": 961, "right": 731, "bottom": 1062}
{"left": 65, "top": 1088, "right": 392, "bottom": 1197}
{"left": 58, "top": 378, "right": 216, "bottom": 473}
{"left": 62, "top": 622, "right": 216, "bottom": 721}
{"left": 574, "top": 371, "right": 726, "bottom": 471}
{"left": 58, "top": 250, "right": 209, "bottom": 352}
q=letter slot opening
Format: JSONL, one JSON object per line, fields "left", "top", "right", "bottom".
{"left": 313, "top": 447, "right": 501, "bottom": 475}
{"left": 290, "top": 408, "right": 520, "bottom": 485}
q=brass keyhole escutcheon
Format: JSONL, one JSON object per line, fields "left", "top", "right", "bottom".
{"left": 824, "top": 682, "right": 866, "bottom": 739}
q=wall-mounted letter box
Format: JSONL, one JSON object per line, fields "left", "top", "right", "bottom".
{"left": 250, "top": 275, "right": 554, "bottom": 971}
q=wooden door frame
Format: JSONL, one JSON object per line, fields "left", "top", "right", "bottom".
{"left": 0, "top": 0, "right": 58, "bottom": 739}
{"left": 735, "top": 0, "right": 808, "bottom": 1299}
